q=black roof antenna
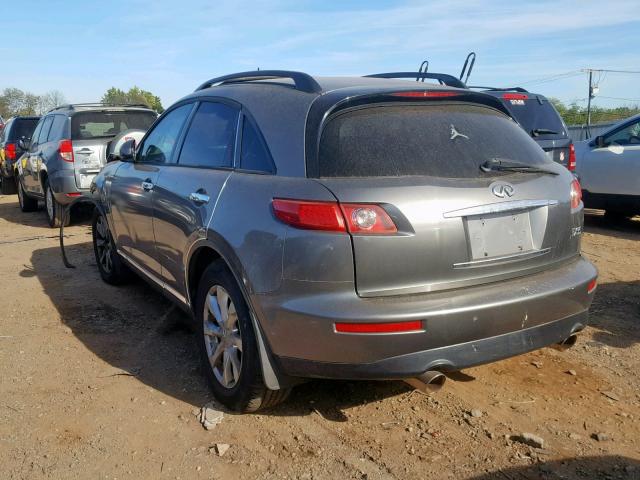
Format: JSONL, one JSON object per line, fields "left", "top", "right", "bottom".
{"left": 459, "top": 52, "right": 476, "bottom": 84}
{"left": 416, "top": 60, "right": 429, "bottom": 82}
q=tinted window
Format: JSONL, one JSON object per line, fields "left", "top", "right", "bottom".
{"left": 240, "top": 117, "right": 273, "bottom": 173}
{"left": 1, "top": 119, "right": 11, "bottom": 142}
{"left": 71, "top": 111, "right": 157, "bottom": 140}
{"left": 500, "top": 97, "right": 567, "bottom": 140}
{"left": 178, "top": 102, "right": 238, "bottom": 168}
{"left": 317, "top": 104, "right": 550, "bottom": 178}
{"left": 29, "top": 121, "right": 44, "bottom": 149}
{"left": 10, "top": 118, "right": 39, "bottom": 141}
{"left": 138, "top": 104, "right": 192, "bottom": 164}
{"left": 47, "top": 115, "right": 68, "bottom": 142}
{"left": 36, "top": 117, "right": 54, "bottom": 145}
{"left": 605, "top": 119, "right": 640, "bottom": 146}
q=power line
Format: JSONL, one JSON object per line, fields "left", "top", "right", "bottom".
{"left": 598, "top": 95, "right": 640, "bottom": 102}
{"left": 581, "top": 68, "right": 640, "bottom": 74}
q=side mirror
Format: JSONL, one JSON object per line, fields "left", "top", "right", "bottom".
{"left": 118, "top": 139, "right": 136, "bottom": 162}
{"left": 595, "top": 136, "right": 605, "bottom": 148}
{"left": 18, "top": 137, "right": 30, "bottom": 151}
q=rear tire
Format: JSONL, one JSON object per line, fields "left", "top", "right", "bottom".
{"left": 92, "top": 210, "right": 131, "bottom": 285}
{"left": 44, "top": 180, "right": 70, "bottom": 228}
{"left": 0, "top": 175, "right": 17, "bottom": 195}
{"left": 17, "top": 180, "right": 38, "bottom": 212}
{"left": 196, "top": 260, "right": 290, "bottom": 412}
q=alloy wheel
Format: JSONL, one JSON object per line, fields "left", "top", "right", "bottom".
{"left": 94, "top": 215, "right": 113, "bottom": 274}
{"left": 203, "top": 285, "right": 243, "bottom": 389}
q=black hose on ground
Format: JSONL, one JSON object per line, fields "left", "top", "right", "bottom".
{"left": 59, "top": 197, "right": 101, "bottom": 269}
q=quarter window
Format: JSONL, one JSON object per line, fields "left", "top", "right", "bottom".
{"left": 240, "top": 116, "right": 274, "bottom": 173}
{"left": 37, "top": 117, "right": 54, "bottom": 145}
{"left": 47, "top": 115, "right": 67, "bottom": 142}
{"left": 178, "top": 102, "right": 238, "bottom": 168}
{"left": 137, "top": 104, "right": 193, "bottom": 164}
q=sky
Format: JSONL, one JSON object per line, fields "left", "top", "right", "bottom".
{"left": 3, "top": 0, "right": 640, "bottom": 109}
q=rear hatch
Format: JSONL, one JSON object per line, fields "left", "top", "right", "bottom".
{"left": 312, "top": 100, "right": 582, "bottom": 297}
{"left": 70, "top": 109, "right": 156, "bottom": 189}
{"left": 488, "top": 92, "right": 572, "bottom": 167}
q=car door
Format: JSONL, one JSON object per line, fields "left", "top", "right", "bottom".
{"left": 25, "top": 117, "right": 52, "bottom": 195}
{"left": 109, "top": 103, "right": 194, "bottom": 279}
{"left": 152, "top": 100, "right": 240, "bottom": 302}
{"left": 579, "top": 117, "right": 640, "bottom": 196}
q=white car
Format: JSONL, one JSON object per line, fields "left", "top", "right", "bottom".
{"left": 575, "top": 114, "right": 640, "bottom": 219}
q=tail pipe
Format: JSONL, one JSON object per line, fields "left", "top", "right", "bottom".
{"left": 552, "top": 333, "right": 578, "bottom": 351}
{"left": 404, "top": 370, "right": 446, "bottom": 393}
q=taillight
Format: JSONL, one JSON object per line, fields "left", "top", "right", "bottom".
{"left": 59, "top": 139, "right": 74, "bottom": 163}
{"left": 587, "top": 279, "right": 597, "bottom": 294}
{"left": 6, "top": 143, "right": 16, "bottom": 161}
{"left": 391, "top": 91, "right": 460, "bottom": 98}
{"left": 568, "top": 143, "right": 576, "bottom": 171}
{"left": 335, "top": 320, "right": 423, "bottom": 334}
{"left": 272, "top": 199, "right": 398, "bottom": 235}
{"left": 502, "top": 93, "right": 528, "bottom": 100}
{"left": 570, "top": 178, "right": 582, "bottom": 209}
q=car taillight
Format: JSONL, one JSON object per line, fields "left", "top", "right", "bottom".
{"left": 391, "top": 91, "right": 460, "bottom": 98}
{"left": 6, "top": 143, "right": 16, "bottom": 160}
{"left": 502, "top": 93, "right": 528, "bottom": 100}
{"left": 272, "top": 199, "right": 398, "bottom": 235}
{"left": 570, "top": 178, "right": 582, "bottom": 209}
{"left": 568, "top": 143, "right": 576, "bottom": 171}
{"left": 587, "top": 278, "right": 597, "bottom": 294}
{"left": 59, "top": 139, "right": 74, "bottom": 163}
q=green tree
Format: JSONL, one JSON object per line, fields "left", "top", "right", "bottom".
{"left": 550, "top": 97, "right": 640, "bottom": 126}
{"left": 101, "top": 86, "right": 164, "bottom": 113}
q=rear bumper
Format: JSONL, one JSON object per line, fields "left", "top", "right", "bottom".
{"left": 49, "top": 170, "right": 88, "bottom": 205}
{"left": 255, "top": 256, "right": 597, "bottom": 380}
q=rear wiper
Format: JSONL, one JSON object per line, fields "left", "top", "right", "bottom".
{"left": 531, "top": 128, "right": 558, "bottom": 137}
{"left": 480, "top": 158, "right": 558, "bottom": 175}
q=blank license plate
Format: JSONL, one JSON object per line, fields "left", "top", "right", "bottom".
{"left": 466, "top": 212, "right": 534, "bottom": 260}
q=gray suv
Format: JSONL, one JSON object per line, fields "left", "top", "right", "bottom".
{"left": 17, "top": 103, "right": 157, "bottom": 226}
{"left": 89, "top": 71, "right": 598, "bottom": 412}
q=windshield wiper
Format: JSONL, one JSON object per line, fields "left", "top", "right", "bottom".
{"left": 531, "top": 128, "right": 558, "bottom": 137}
{"left": 480, "top": 158, "right": 558, "bottom": 175}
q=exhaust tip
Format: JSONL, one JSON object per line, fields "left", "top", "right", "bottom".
{"left": 552, "top": 333, "right": 578, "bottom": 351}
{"left": 404, "top": 370, "right": 447, "bottom": 393}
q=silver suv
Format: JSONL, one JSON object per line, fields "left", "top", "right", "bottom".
{"left": 90, "top": 71, "right": 598, "bottom": 412}
{"left": 17, "top": 103, "right": 157, "bottom": 226}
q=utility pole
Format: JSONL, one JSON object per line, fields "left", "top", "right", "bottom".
{"left": 586, "top": 70, "right": 593, "bottom": 138}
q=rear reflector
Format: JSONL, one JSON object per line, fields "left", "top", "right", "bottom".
{"left": 568, "top": 143, "right": 576, "bottom": 171}
{"left": 587, "top": 279, "right": 597, "bottom": 294}
{"left": 59, "top": 139, "right": 74, "bottom": 163}
{"left": 272, "top": 199, "right": 346, "bottom": 232}
{"left": 335, "top": 320, "right": 423, "bottom": 334}
{"left": 391, "top": 91, "right": 460, "bottom": 98}
{"left": 5, "top": 142, "right": 16, "bottom": 160}
{"left": 570, "top": 178, "right": 582, "bottom": 209}
{"left": 502, "top": 93, "right": 529, "bottom": 100}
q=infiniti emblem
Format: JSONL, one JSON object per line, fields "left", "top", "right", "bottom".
{"left": 491, "top": 183, "right": 515, "bottom": 198}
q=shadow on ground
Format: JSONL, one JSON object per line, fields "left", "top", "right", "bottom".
{"left": 29, "top": 241, "right": 412, "bottom": 416}
{"left": 467, "top": 455, "right": 639, "bottom": 480}
{"left": 584, "top": 209, "right": 640, "bottom": 240}
{"left": 589, "top": 280, "right": 640, "bottom": 349}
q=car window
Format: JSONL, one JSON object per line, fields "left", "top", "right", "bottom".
{"left": 36, "top": 117, "right": 53, "bottom": 145}
{"left": 240, "top": 116, "right": 274, "bottom": 173}
{"left": 12, "top": 118, "right": 39, "bottom": 142}
{"left": 0, "top": 120, "right": 10, "bottom": 142}
{"left": 178, "top": 102, "right": 238, "bottom": 168}
{"left": 605, "top": 119, "right": 640, "bottom": 146}
{"left": 29, "top": 121, "right": 44, "bottom": 149}
{"left": 71, "top": 111, "right": 157, "bottom": 140}
{"left": 137, "top": 104, "right": 193, "bottom": 164}
{"left": 47, "top": 115, "right": 67, "bottom": 142}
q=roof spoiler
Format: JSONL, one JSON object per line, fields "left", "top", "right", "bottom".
{"left": 196, "top": 70, "right": 323, "bottom": 94}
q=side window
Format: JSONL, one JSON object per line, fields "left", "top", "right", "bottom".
{"left": 178, "top": 102, "right": 239, "bottom": 168}
{"left": 605, "top": 120, "right": 640, "bottom": 146}
{"left": 0, "top": 120, "right": 9, "bottom": 142}
{"left": 240, "top": 116, "right": 274, "bottom": 173}
{"left": 137, "top": 104, "right": 193, "bottom": 164}
{"left": 37, "top": 117, "right": 54, "bottom": 145}
{"left": 47, "top": 115, "right": 67, "bottom": 142}
{"left": 29, "top": 121, "right": 44, "bottom": 149}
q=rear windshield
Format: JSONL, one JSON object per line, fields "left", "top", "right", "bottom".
{"left": 10, "top": 118, "right": 39, "bottom": 141}
{"left": 317, "top": 103, "right": 550, "bottom": 178}
{"left": 71, "top": 111, "right": 156, "bottom": 140}
{"left": 500, "top": 97, "right": 567, "bottom": 140}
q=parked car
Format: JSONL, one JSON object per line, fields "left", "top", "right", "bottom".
{"left": 16, "top": 103, "right": 157, "bottom": 226}
{"left": 89, "top": 70, "right": 597, "bottom": 412}
{"left": 0, "top": 116, "right": 40, "bottom": 194}
{"left": 574, "top": 113, "right": 640, "bottom": 219}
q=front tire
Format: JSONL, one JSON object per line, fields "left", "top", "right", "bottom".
{"left": 44, "top": 181, "right": 70, "bottom": 228}
{"left": 196, "top": 260, "right": 290, "bottom": 412}
{"left": 92, "top": 210, "right": 131, "bottom": 285}
{"left": 17, "top": 180, "right": 38, "bottom": 212}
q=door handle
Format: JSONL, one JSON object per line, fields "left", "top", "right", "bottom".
{"left": 76, "top": 148, "right": 94, "bottom": 154}
{"left": 141, "top": 180, "right": 154, "bottom": 191}
{"left": 188, "top": 191, "right": 210, "bottom": 205}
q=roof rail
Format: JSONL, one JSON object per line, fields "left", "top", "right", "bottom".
{"left": 47, "top": 103, "right": 151, "bottom": 113}
{"left": 364, "top": 72, "right": 467, "bottom": 89}
{"left": 459, "top": 52, "right": 476, "bottom": 84}
{"left": 468, "top": 86, "right": 530, "bottom": 93}
{"left": 196, "top": 70, "right": 323, "bottom": 94}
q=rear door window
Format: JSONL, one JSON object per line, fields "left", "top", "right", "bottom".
{"left": 71, "top": 111, "right": 157, "bottom": 140}
{"left": 317, "top": 103, "right": 550, "bottom": 178}
{"left": 178, "top": 102, "right": 239, "bottom": 168}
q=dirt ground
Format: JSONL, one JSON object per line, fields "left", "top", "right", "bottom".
{"left": 0, "top": 193, "right": 639, "bottom": 480}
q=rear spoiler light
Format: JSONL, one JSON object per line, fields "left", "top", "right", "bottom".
{"left": 502, "top": 93, "right": 529, "bottom": 100}
{"left": 390, "top": 91, "right": 461, "bottom": 98}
